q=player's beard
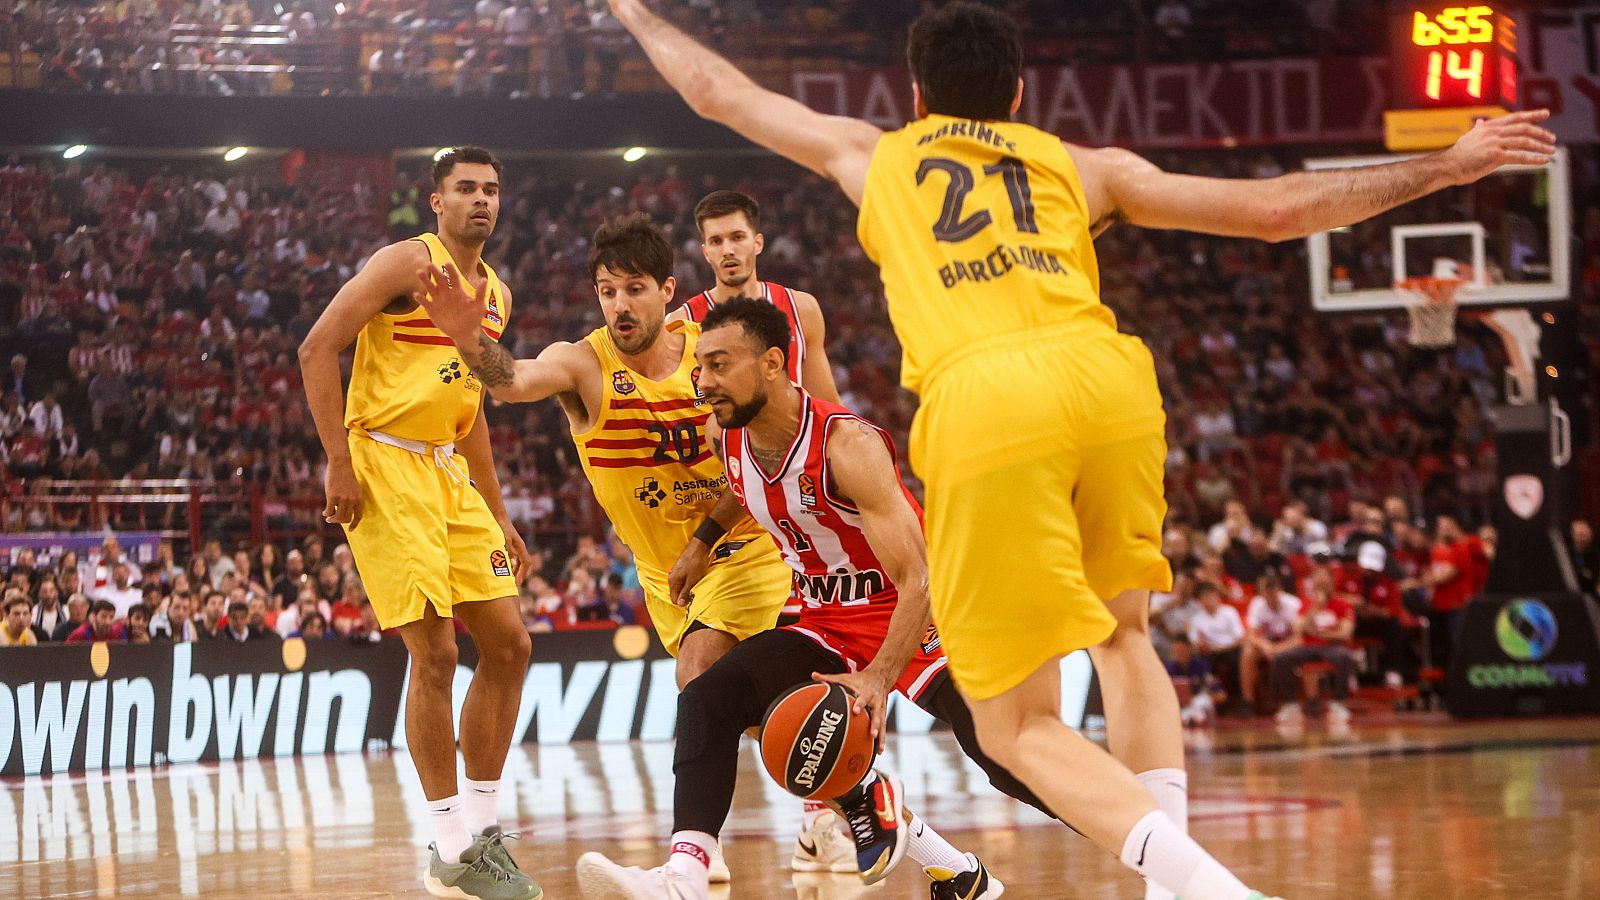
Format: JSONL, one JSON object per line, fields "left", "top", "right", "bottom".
{"left": 718, "top": 262, "right": 754, "bottom": 289}
{"left": 609, "top": 315, "right": 661, "bottom": 356}
{"left": 713, "top": 389, "right": 768, "bottom": 430}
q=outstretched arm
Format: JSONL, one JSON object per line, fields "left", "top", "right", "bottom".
{"left": 414, "top": 262, "right": 584, "bottom": 402}
{"left": 812, "top": 423, "right": 929, "bottom": 753}
{"left": 668, "top": 417, "right": 755, "bottom": 606}
{"left": 1073, "top": 110, "right": 1556, "bottom": 242}
{"left": 607, "top": 0, "right": 881, "bottom": 204}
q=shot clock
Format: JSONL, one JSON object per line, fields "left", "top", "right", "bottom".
{"left": 1383, "top": 5, "right": 1520, "bottom": 151}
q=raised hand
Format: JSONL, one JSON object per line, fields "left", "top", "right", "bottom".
{"left": 1442, "top": 110, "right": 1557, "bottom": 185}
{"left": 414, "top": 262, "right": 487, "bottom": 344}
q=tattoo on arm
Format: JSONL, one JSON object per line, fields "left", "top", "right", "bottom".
{"left": 469, "top": 332, "right": 516, "bottom": 387}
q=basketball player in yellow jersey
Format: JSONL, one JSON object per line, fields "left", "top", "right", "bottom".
{"left": 611, "top": 2, "right": 1556, "bottom": 898}
{"left": 299, "top": 147, "right": 542, "bottom": 900}
{"left": 414, "top": 213, "right": 790, "bottom": 689}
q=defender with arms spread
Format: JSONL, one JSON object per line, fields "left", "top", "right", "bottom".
{"left": 608, "top": 1, "right": 1555, "bottom": 898}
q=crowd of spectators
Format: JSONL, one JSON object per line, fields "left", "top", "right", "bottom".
{"left": 0, "top": 526, "right": 650, "bottom": 647}
{"left": 1, "top": 0, "right": 1387, "bottom": 97}
{"left": 0, "top": 140, "right": 1596, "bottom": 724}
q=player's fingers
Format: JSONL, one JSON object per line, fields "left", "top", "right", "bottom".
{"left": 1503, "top": 138, "right": 1555, "bottom": 157}
{"left": 1507, "top": 152, "right": 1554, "bottom": 166}
{"left": 1500, "top": 109, "right": 1550, "bottom": 124}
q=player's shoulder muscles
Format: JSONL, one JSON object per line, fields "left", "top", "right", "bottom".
{"left": 1065, "top": 143, "right": 1151, "bottom": 236}
{"left": 533, "top": 339, "right": 597, "bottom": 396}
{"left": 791, "top": 289, "right": 826, "bottom": 332}
{"left": 824, "top": 419, "right": 897, "bottom": 509}
{"left": 705, "top": 415, "right": 725, "bottom": 462}
{"left": 302, "top": 240, "right": 428, "bottom": 351}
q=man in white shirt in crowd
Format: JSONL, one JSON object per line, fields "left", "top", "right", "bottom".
{"left": 27, "top": 393, "right": 64, "bottom": 438}
{"left": 1187, "top": 582, "right": 1246, "bottom": 707}
{"left": 1242, "top": 572, "right": 1302, "bottom": 707}
{"left": 1270, "top": 500, "right": 1329, "bottom": 556}
{"left": 1207, "top": 500, "right": 1255, "bottom": 553}
{"left": 96, "top": 562, "right": 144, "bottom": 618}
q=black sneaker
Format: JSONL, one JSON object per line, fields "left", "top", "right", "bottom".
{"left": 928, "top": 853, "right": 1004, "bottom": 900}
{"left": 833, "top": 770, "right": 908, "bottom": 885}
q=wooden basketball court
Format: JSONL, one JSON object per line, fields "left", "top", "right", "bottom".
{"left": 6, "top": 715, "right": 1598, "bottom": 898}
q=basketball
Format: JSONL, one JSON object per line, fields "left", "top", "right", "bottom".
{"left": 759, "top": 682, "right": 875, "bottom": 801}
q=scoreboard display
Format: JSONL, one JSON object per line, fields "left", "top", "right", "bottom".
{"left": 1391, "top": 5, "right": 1518, "bottom": 109}
{"left": 1384, "top": 5, "right": 1520, "bottom": 151}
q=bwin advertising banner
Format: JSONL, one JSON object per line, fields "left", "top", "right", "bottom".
{"left": 0, "top": 627, "right": 1096, "bottom": 777}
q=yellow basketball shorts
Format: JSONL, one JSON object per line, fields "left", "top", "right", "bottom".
{"left": 912, "top": 324, "right": 1174, "bottom": 701}
{"left": 640, "top": 535, "right": 791, "bottom": 656}
{"left": 342, "top": 435, "right": 517, "bottom": 629}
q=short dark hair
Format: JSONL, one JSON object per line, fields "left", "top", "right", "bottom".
{"left": 206, "top": 591, "right": 226, "bottom": 604}
{"left": 126, "top": 603, "right": 150, "bottom": 621}
{"left": 588, "top": 213, "right": 673, "bottom": 286}
{"left": 300, "top": 612, "right": 327, "bottom": 632}
{"left": 3, "top": 595, "right": 28, "bottom": 614}
{"left": 701, "top": 296, "right": 792, "bottom": 369}
{"left": 228, "top": 601, "right": 249, "bottom": 616}
{"left": 431, "top": 146, "right": 502, "bottom": 189}
{"left": 694, "top": 190, "right": 761, "bottom": 237}
{"left": 90, "top": 599, "right": 116, "bottom": 616}
{"left": 1256, "top": 571, "right": 1281, "bottom": 590}
{"left": 907, "top": 2, "right": 1023, "bottom": 120}
{"left": 1194, "top": 581, "right": 1222, "bottom": 599}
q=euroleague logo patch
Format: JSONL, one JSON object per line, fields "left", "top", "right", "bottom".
{"left": 484, "top": 291, "right": 504, "bottom": 327}
{"left": 797, "top": 472, "right": 819, "bottom": 510}
{"left": 690, "top": 365, "right": 704, "bottom": 399}
{"left": 612, "top": 370, "right": 637, "bottom": 395}
{"left": 489, "top": 549, "right": 510, "bottom": 577}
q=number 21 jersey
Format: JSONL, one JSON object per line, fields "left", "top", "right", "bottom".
{"left": 857, "top": 115, "right": 1117, "bottom": 395}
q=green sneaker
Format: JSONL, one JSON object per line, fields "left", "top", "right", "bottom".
{"left": 423, "top": 840, "right": 542, "bottom": 900}
{"left": 479, "top": 826, "right": 543, "bottom": 897}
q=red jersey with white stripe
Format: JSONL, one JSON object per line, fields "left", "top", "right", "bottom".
{"left": 723, "top": 390, "right": 947, "bottom": 701}
{"left": 680, "top": 282, "right": 807, "bottom": 385}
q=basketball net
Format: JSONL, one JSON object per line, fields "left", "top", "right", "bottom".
{"left": 1394, "top": 271, "right": 1466, "bottom": 350}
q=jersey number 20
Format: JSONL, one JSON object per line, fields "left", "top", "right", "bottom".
{"left": 916, "top": 156, "right": 1039, "bottom": 243}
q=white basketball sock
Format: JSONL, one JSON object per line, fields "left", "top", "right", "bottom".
{"left": 428, "top": 795, "right": 473, "bottom": 863}
{"left": 1120, "top": 810, "right": 1252, "bottom": 900}
{"left": 906, "top": 812, "right": 975, "bottom": 876}
{"left": 462, "top": 777, "right": 500, "bottom": 835}
{"left": 667, "top": 830, "right": 716, "bottom": 880}
{"left": 1137, "top": 768, "right": 1189, "bottom": 900}
{"left": 802, "top": 800, "right": 831, "bottom": 830}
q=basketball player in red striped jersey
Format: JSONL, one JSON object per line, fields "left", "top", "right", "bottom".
{"left": 669, "top": 190, "right": 839, "bottom": 404}
{"left": 577, "top": 298, "right": 1050, "bottom": 900}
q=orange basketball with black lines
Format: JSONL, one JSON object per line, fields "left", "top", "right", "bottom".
{"left": 759, "top": 682, "right": 874, "bottom": 801}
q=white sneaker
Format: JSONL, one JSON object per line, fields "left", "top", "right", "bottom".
{"left": 1385, "top": 671, "right": 1404, "bottom": 690}
{"left": 707, "top": 841, "right": 729, "bottom": 884}
{"left": 1327, "top": 701, "right": 1353, "bottom": 723}
{"left": 791, "top": 812, "right": 859, "bottom": 873}
{"left": 1274, "top": 703, "right": 1304, "bottom": 724}
{"left": 575, "top": 852, "right": 707, "bottom": 900}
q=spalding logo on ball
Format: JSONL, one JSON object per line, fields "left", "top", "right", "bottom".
{"left": 759, "top": 682, "right": 875, "bottom": 800}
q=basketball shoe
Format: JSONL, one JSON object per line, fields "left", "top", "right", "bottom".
{"left": 574, "top": 852, "right": 708, "bottom": 900}
{"left": 707, "top": 841, "right": 729, "bottom": 883}
{"left": 791, "top": 811, "right": 858, "bottom": 873}
{"left": 423, "top": 841, "right": 542, "bottom": 900}
{"left": 927, "top": 854, "right": 1003, "bottom": 900}
{"left": 478, "top": 825, "right": 543, "bottom": 898}
{"left": 833, "top": 770, "right": 908, "bottom": 885}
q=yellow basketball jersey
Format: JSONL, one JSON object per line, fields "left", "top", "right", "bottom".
{"left": 344, "top": 232, "right": 511, "bottom": 445}
{"left": 573, "top": 319, "right": 772, "bottom": 579}
{"left": 857, "top": 115, "right": 1117, "bottom": 394}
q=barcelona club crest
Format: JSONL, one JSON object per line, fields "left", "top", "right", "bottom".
{"left": 612, "top": 370, "right": 637, "bottom": 396}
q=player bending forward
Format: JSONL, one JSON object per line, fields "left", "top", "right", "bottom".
{"left": 577, "top": 298, "right": 1058, "bottom": 900}
{"left": 609, "top": 1, "right": 1555, "bottom": 897}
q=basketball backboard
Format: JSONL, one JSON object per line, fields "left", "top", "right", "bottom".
{"left": 1305, "top": 148, "right": 1569, "bottom": 312}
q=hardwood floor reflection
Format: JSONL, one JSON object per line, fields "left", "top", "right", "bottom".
{"left": 5, "top": 716, "right": 1598, "bottom": 898}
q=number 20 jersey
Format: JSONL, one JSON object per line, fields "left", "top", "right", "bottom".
{"left": 856, "top": 114, "right": 1118, "bottom": 395}
{"left": 572, "top": 318, "right": 774, "bottom": 581}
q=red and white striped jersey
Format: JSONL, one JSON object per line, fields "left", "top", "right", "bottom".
{"left": 680, "top": 281, "right": 806, "bottom": 385}
{"left": 723, "top": 390, "right": 947, "bottom": 701}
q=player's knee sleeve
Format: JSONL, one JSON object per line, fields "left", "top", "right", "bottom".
{"left": 673, "top": 665, "right": 749, "bottom": 766}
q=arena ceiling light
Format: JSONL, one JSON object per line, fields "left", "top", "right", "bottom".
{"left": 224, "top": 147, "right": 249, "bottom": 162}
{"left": 622, "top": 147, "right": 648, "bottom": 163}
{"left": 63, "top": 145, "right": 88, "bottom": 160}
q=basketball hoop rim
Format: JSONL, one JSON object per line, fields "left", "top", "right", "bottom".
{"left": 1394, "top": 275, "right": 1468, "bottom": 308}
